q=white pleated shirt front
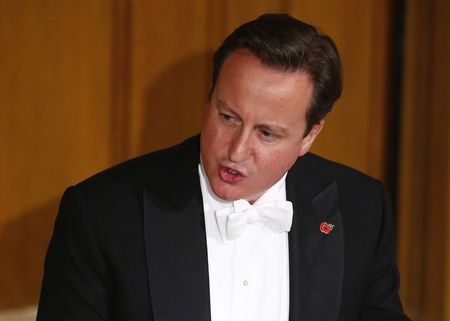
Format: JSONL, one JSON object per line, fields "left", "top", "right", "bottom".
{"left": 198, "top": 164, "right": 290, "bottom": 321}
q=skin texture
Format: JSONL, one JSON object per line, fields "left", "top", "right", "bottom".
{"left": 200, "top": 49, "right": 324, "bottom": 203}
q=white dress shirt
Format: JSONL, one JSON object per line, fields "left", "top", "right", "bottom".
{"left": 198, "top": 164, "right": 290, "bottom": 321}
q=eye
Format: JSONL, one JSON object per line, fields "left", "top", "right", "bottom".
{"left": 220, "top": 113, "right": 232, "bottom": 121}
{"left": 219, "top": 112, "right": 240, "bottom": 125}
{"left": 259, "top": 129, "right": 278, "bottom": 142}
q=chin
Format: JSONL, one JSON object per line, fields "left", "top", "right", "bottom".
{"left": 210, "top": 182, "right": 241, "bottom": 201}
{"left": 211, "top": 188, "right": 236, "bottom": 201}
{"left": 213, "top": 184, "right": 260, "bottom": 203}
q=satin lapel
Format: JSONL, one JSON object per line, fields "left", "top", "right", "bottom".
{"left": 288, "top": 176, "right": 344, "bottom": 321}
{"left": 142, "top": 136, "right": 211, "bottom": 321}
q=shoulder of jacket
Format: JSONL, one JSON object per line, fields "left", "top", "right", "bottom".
{"left": 75, "top": 135, "right": 200, "bottom": 192}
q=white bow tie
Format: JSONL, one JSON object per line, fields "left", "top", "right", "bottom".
{"left": 215, "top": 199, "right": 293, "bottom": 242}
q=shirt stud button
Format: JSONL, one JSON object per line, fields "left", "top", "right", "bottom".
{"left": 243, "top": 280, "right": 249, "bottom": 286}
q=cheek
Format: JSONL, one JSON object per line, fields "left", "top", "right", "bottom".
{"left": 205, "top": 122, "right": 233, "bottom": 150}
{"left": 202, "top": 120, "right": 218, "bottom": 147}
{"left": 205, "top": 129, "right": 225, "bottom": 152}
{"left": 202, "top": 126, "right": 227, "bottom": 164}
{"left": 259, "top": 149, "right": 300, "bottom": 174}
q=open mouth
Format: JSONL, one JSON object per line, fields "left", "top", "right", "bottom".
{"left": 219, "top": 166, "right": 245, "bottom": 184}
{"left": 226, "top": 168, "right": 239, "bottom": 175}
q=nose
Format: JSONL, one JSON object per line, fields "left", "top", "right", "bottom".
{"left": 228, "top": 129, "right": 253, "bottom": 163}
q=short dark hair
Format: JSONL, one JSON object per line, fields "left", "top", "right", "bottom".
{"left": 210, "top": 13, "right": 343, "bottom": 136}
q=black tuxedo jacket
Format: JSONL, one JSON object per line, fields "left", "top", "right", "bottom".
{"left": 37, "top": 135, "right": 409, "bottom": 321}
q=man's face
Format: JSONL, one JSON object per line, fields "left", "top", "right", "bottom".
{"left": 200, "top": 50, "right": 323, "bottom": 202}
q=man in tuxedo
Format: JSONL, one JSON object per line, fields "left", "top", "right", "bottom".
{"left": 37, "top": 13, "right": 410, "bottom": 321}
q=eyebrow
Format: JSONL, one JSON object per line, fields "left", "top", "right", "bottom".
{"left": 258, "top": 124, "right": 289, "bottom": 136}
{"left": 216, "top": 99, "right": 290, "bottom": 136}
{"left": 216, "top": 99, "right": 235, "bottom": 113}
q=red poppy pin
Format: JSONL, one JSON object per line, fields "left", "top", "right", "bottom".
{"left": 319, "top": 222, "right": 335, "bottom": 235}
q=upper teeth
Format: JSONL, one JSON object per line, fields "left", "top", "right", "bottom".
{"left": 228, "top": 169, "right": 238, "bottom": 174}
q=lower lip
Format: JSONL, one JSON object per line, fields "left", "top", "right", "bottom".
{"left": 218, "top": 167, "right": 244, "bottom": 184}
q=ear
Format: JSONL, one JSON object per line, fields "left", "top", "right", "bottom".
{"left": 298, "top": 120, "right": 324, "bottom": 156}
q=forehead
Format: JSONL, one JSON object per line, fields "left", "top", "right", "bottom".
{"left": 214, "top": 50, "right": 313, "bottom": 117}
{"left": 217, "top": 50, "right": 312, "bottom": 94}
